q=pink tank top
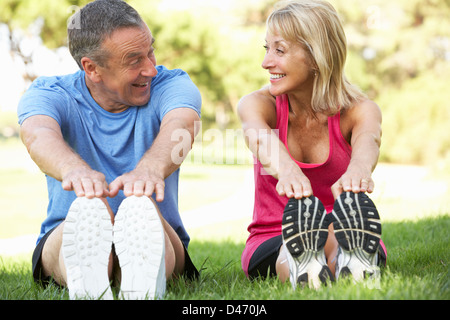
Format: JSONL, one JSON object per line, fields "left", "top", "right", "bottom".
{"left": 241, "top": 94, "right": 352, "bottom": 275}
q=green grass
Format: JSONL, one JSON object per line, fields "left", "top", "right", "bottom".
{"left": 180, "top": 214, "right": 449, "bottom": 300}
{"left": 1, "top": 215, "right": 449, "bottom": 300}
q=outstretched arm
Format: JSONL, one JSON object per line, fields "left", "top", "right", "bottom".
{"left": 238, "top": 88, "right": 312, "bottom": 199}
{"left": 109, "top": 108, "right": 200, "bottom": 202}
{"left": 331, "top": 100, "right": 382, "bottom": 198}
{"left": 20, "top": 115, "right": 110, "bottom": 198}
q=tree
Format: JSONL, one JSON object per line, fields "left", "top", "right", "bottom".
{"left": 1, "top": 0, "right": 449, "bottom": 165}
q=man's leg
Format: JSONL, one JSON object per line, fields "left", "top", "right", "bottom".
{"left": 113, "top": 195, "right": 186, "bottom": 299}
{"left": 62, "top": 197, "right": 115, "bottom": 299}
{"left": 41, "top": 222, "right": 67, "bottom": 286}
{"left": 41, "top": 198, "right": 115, "bottom": 287}
{"left": 157, "top": 208, "right": 186, "bottom": 277}
{"left": 39, "top": 196, "right": 189, "bottom": 299}
{"left": 110, "top": 203, "right": 187, "bottom": 286}
{"left": 40, "top": 197, "right": 115, "bottom": 298}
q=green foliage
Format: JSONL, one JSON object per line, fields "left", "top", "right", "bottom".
{"left": 334, "top": 0, "right": 450, "bottom": 166}
{"left": 378, "top": 66, "right": 450, "bottom": 165}
{"left": 0, "top": 0, "right": 91, "bottom": 48}
{"left": 1, "top": 0, "right": 450, "bottom": 165}
{"left": 130, "top": 4, "right": 268, "bottom": 127}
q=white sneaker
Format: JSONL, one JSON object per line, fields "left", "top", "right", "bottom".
{"left": 282, "top": 196, "right": 333, "bottom": 290}
{"left": 62, "top": 197, "right": 114, "bottom": 300}
{"left": 334, "top": 246, "right": 380, "bottom": 282}
{"left": 331, "top": 192, "right": 382, "bottom": 282}
{"left": 113, "top": 196, "right": 166, "bottom": 300}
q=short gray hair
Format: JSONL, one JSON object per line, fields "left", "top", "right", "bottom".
{"left": 68, "top": 0, "right": 144, "bottom": 70}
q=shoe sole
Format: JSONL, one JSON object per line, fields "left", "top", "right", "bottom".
{"left": 282, "top": 196, "right": 333, "bottom": 289}
{"left": 62, "top": 197, "right": 114, "bottom": 300}
{"left": 331, "top": 192, "right": 382, "bottom": 280}
{"left": 113, "top": 196, "right": 166, "bottom": 300}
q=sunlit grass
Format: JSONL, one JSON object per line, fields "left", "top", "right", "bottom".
{"left": 1, "top": 216, "right": 449, "bottom": 300}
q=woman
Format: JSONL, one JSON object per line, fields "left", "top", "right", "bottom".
{"left": 238, "top": 0, "right": 386, "bottom": 289}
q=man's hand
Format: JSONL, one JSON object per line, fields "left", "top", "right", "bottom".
{"left": 61, "top": 167, "right": 110, "bottom": 199}
{"left": 109, "top": 167, "right": 165, "bottom": 202}
{"left": 20, "top": 115, "right": 110, "bottom": 199}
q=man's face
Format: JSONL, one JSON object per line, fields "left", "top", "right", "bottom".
{"left": 93, "top": 25, "right": 158, "bottom": 112}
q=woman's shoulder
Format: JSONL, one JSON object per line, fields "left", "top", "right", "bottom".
{"left": 341, "top": 98, "right": 381, "bottom": 121}
{"left": 339, "top": 98, "right": 381, "bottom": 140}
{"left": 238, "top": 86, "right": 276, "bottom": 109}
{"left": 238, "top": 86, "right": 278, "bottom": 128}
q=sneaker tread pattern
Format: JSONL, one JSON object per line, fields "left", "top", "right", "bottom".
{"left": 331, "top": 192, "right": 381, "bottom": 254}
{"left": 282, "top": 196, "right": 329, "bottom": 257}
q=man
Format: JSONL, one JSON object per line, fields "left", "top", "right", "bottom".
{"left": 18, "top": 0, "right": 201, "bottom": 299}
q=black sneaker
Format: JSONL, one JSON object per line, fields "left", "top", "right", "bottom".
{"left": 282, "top": 196, "right": 333, "bottom": 289}
{"left": 331, "top": 192, "right": 382, "bottom": 281}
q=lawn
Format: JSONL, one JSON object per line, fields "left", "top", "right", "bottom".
{"left": 0, "top": 140, "right": 449, "bottom": 302}
{"left": 1, "top": 216, "right": 449, "bottom": 301}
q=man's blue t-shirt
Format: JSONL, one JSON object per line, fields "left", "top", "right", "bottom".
{"left": 17, "top": 66, "right": 201, "bottom": 248}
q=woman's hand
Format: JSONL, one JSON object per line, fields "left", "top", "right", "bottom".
{"left": 276, "top": 162, "right": 313, "bottom": 199}
{"left": 331, "top": 162, "right": 374, "bottom": 199}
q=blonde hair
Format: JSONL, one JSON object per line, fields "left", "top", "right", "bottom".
{"left": 267, "top": 0, "right": 366, "bottom": 113}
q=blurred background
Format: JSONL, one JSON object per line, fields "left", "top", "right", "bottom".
{"left": 1, "top": 0, "right": 450, "bottom": 166}
{"left": 0, "top": 0, "right": 449, "bottom": 252}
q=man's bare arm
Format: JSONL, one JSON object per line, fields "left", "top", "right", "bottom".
{"left": 109, "top": 108, "right": 200, "bottom": 201}
{"left": 20, "top": 115, "right": 109, "bottom": 198}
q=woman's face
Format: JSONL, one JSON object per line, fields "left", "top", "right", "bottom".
{"left": 262, "top": 31, "right": 315, "bottom": 97}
